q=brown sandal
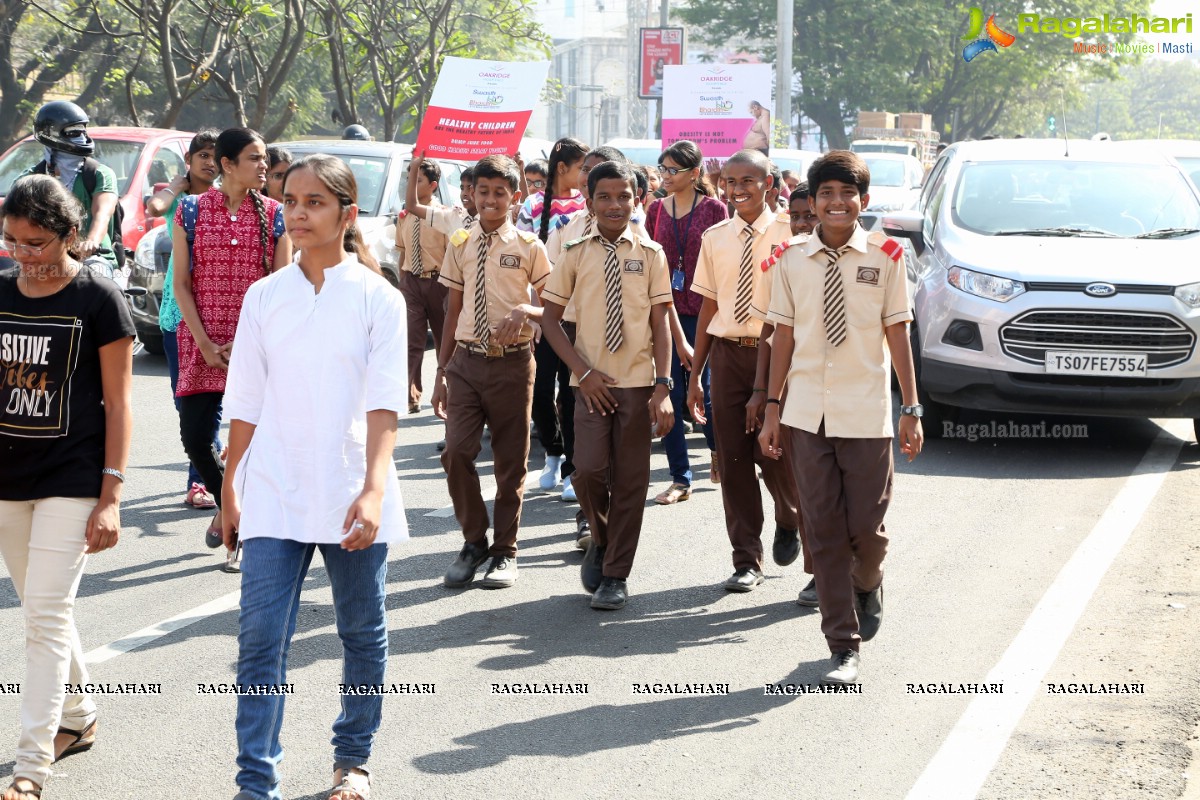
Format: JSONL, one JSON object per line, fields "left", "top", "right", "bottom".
{"left": 330, "top": 766, "right": 370, "bottom": 800}
{"left": 3, "top": 778, "right": 42, "bottom": 799}
{"left": 654, "top": 482, "right": 691, "bottom": 505}
{"left": 53, "top": 716, "right": 97, "bottom": 761}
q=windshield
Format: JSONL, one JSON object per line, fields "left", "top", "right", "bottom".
{"left": 854, "top": 142, "right": 912, "bottom": 156}
{"left": 952, "top": 160, "right": 1200, "bottom": 237}
{"left": 0, "top": 139, "right": 145, "bottom": 197}
{"left": 1174, "top": 156, "right": 1200, "bottom": 189}
{"left": 863, "top": 158, "right": 906, "bottom": 187}
{"left": 286, "top": 151, "right": 390, "bottom": 215}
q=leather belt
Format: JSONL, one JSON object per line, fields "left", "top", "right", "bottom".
{"left": 412, "top": 270, "right": 440, "bottom": 280}
{"left": 723, "top": 336, "right": 760, "bottom": 348}
{"left": 457, "top": 340, "right": 531, "bottom": 358}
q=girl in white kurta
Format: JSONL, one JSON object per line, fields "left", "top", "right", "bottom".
{"left": 221, "top": 154, "right": 407, "bottom": 800}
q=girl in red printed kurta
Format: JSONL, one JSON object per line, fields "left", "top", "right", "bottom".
{"left": 172, "top": 127, "right": 291, "bottom": 569}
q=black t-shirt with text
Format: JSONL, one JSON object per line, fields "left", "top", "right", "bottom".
{"left": 0, "top": 267, "right": 134, "bottom": 500}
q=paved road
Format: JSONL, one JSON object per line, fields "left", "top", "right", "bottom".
{"left": 0, "top": 349, "right": 1198, "bottom": 800}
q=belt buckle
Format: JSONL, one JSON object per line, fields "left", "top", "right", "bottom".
{"left": 740, "top": 336, "right": 758, "bottom": 347}
{"left": 485, "top": 343, "right": 504, "bottom": 358}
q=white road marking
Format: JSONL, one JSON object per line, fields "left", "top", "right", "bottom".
{"left": 905, "top": 428, "right": 1184, "bottom": 800}
{"left": 84, "top": 590, "right": 241, "bottom": 665}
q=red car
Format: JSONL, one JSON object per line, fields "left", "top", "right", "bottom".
{"left": 0, "top": 126, "right": 197, "bottom": 263}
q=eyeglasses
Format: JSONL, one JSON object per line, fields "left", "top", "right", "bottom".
{"left": 1, "top": 236, "right": 59, "bottom": 256}
{"left": 528, "top": 179, "right": 546, "bottom": 189}
{"left": 659, "top": 166, "right": 690, "bottom": 176}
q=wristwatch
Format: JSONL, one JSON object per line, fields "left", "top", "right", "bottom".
{"left": 654, "top": 377, "right": 673, "bottom": 391}
{"left": 900, "top": 404, "right": 924, "bottom": 418}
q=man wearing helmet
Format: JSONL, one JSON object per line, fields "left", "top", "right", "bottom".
{"left": 342, "top": 124, "right": 372, "bottom": 141}
{"left": 21, "top": 101, "right": 122, "bottom": 276}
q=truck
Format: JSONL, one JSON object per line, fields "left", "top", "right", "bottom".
{"left": 850, "top": 111, "right": 941, "bottom": 167}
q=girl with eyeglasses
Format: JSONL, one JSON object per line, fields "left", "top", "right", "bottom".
{"left": 645, "top": 139, "right": 728, "bottom": 506}
{"left": 0, "top": 174, "right": 135, "bottom": 800}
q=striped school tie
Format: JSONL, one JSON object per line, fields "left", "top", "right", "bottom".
{"left": 410, "top": 216, "right": 423, "bottom": 276}
{"left": 597, "top": 235, "right": 624, "bottom": 352}
{"left": 822, "top": 245, "right": 851, "bottom": 346}
{"left": 474, "top": 232, "right": 493, "bottom": 345}
{"left": 734, "top": 223, "right": 756, "bottom": 324}
{"left": 464, "top": 213, "right": 477, "bottom": 228}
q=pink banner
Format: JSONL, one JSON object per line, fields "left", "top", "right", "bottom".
{"left": 415, "top": 106, "right": 534, "bottom": 160}
{"left": 661, "top": 118, "right": 756, "bottom": 159}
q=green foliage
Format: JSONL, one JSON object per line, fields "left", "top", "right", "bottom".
{"left": 1080, "top": 60, "right": 1200, "bottom": 141}
{"left": 678, "top": 0, "right": 1152, "bottom": 147}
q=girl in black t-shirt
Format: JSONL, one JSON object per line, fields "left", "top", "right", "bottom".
{"left": 0, "top": 174, "right": 134, "bottom": 800}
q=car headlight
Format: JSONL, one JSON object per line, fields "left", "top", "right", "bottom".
{"left": 134, "top": 230, "right": 159, "bottom": 272}
{"left": 1174, "top": 281, "right": 1200, "bottom": 308}
{"left": 947, "top": 265, "right": 1026, "bottom": 302}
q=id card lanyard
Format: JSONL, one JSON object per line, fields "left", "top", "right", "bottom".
{"left": 669, "top": 192, "right": 698, "bottom": 292}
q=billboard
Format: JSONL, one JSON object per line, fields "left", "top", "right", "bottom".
{"left": 638, "top": 27, "right": 685, "bottom": 99}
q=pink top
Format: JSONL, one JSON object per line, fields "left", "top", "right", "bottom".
{"left": 175, "top": 188, "right": 282, "bottom": 396}
{"left": 645, "top": 194, "right": 729, "bottom": 316}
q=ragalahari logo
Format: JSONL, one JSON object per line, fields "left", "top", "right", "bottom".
{"left": 962, "top": 8, "right": 1016, "bottom": 61}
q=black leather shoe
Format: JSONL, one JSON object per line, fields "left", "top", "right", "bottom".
{"left": 723, "top": 568, "right": 764, "bottom": 593}
{"left": 796, "top": 577, "right": 819, "bottom": 608}
{"left": 581, "top": 541, "right": 605, "bottom": 593}
{"left": 443, "top": 540, "right": 489, "bottom": 588}
{"left": 575, "top": 513, "right": 592, "bottom": 551}
{"left": 822, "top": 649, "right": 860, "bottom": 685}
{"left": 857, "top": 582, "right": 883, "bottom": 641}
{"left": 772, "top": 526, "right": 801, "bottom": 567}
{"left": 479, "top": 555, "right": 517, "bottom": 588}
{"left": 590, "top": 577, "right": 628, "bottom": 610}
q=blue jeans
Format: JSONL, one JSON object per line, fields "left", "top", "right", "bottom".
{"left": 235, "top": 538, "right": 389, "bottom": 800}
{"left": 661, "top": 313, "right": 714, "bottom": 486}
{"left": 163, "top": 328, "right": 221, "bottom": 491}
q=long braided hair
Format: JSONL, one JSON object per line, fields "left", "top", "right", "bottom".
{"left": 283, "top": 154, "right": 381, "bottom": 274}
{"left": 538, "top": 136, "right": 588, "bottom": 243}
{"left": 215, "top": 127, "right": 273, "bottom": 275}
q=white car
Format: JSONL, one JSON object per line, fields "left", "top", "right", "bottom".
{"left": 883, "top": 138, "right": 1200, "bottom": 439}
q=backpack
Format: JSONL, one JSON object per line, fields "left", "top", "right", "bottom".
{"left": 33, "top": 157, "right": 129, "bottom": 266}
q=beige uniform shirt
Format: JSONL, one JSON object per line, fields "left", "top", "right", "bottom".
{"left": 692, "top": 208, "right": 793, "bottom": 339}
{"left": 428, "top": 205, "right": 475, "bottom": 237}
{"left": 542, "top": 227, "right": 672, "bottom": 388}
{"left": 439, "top": 220, "right": 551, "bottom": 345}
{"left": 395, "top": 210, "right": 449, "bottom": 276}
{"left": 766, "top": 225, "right": 912, "bottom": 438}
{"left": 547, "top": 211, "right": 648, "bottom": 324}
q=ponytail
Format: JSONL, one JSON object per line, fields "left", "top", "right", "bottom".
{"left": 539, "top": 136, "right": 588, "bottom": 243}
{"left": 248, "top": 188, "right": 272, "bottom": 274}
{"left": 344, "top": 223, "right": 381, "bottom": 274}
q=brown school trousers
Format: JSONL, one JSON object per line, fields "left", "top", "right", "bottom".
{"left": 442, "top": 344, "right": 535, "bottom": 557}
{"left": 572, "top": 386, "right": 653, "bottom": 580}
{"left": 400, "top": 271, "right": 448, "bottom": 404}
{"left": 709, "top": 338, "right": 805, "bottom": 572}
{"left": 788, "top": 423, "right": 891, "bottom": 654}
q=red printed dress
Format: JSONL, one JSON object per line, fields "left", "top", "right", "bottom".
{"left": 175, "top": 187, "right": 283, "bottom": 397}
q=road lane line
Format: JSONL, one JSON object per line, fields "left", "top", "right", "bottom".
{"left": 906, "top": 429, "right": 1183, "bottom": 800}
{"left": 84, "top": 590, "right": 241, "bottom": 665}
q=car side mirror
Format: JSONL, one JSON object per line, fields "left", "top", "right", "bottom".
{"left": 882, "top": 210, "right": 926, "bottom": 256}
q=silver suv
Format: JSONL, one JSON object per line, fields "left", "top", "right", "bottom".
{"left": 884, "top": 139, "right": 1200, "bottom": 439}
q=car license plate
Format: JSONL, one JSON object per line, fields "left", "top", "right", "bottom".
{"left": 1044, "top": 351, "right": 1147, "bottom": 376}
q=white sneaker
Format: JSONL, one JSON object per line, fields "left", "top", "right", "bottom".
{"left": 561, "top": 475, "right": 577, "bottom": 502}
{"left": 538, "top": 454, "right": 563, "bottom": 489}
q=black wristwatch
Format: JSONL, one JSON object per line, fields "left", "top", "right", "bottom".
{"left": 654, "top": 377, "right": 673, "bottom": 391}
{"left": 900, "top": 404, "right": 924, "bottom": 418}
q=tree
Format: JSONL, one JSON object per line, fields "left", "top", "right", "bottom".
{"left": 678, "top": 0, "right": 1149, "bottom": 147}
{"left": 0, "top": 0, "right": 114, "bottom": 149}
{"left": 1080, "top": 60, "right": 1200, "bottom": 141}
{"left": 319, "top": 0, "right": 549, "bottom": 141}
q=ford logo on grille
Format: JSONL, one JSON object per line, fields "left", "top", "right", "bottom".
{"left": 1084, "top": 282, "right": 1117, "bottom": 297}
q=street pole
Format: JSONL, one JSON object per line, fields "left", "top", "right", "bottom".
{"left": 775, "top": 0, "right": 793, "bottom": 149}
{"left": 656, "top": 0, "right": 668, "bottom": 140}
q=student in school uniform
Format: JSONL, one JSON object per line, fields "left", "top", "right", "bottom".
{"left": 749, "top": 177, "right": 821, "bottom": 606}
{"left": 687, "top": 149, "right": 803, "bottom": 592}
{"left": 395, "top": 157, "right": 449, "bottom": 414}
{"left": 540, "top": 160, "right": 674, "bottom": 611}
{"left": 758, "top": 150, "right": 924, "bottom": 686}
{"left": 431, "top": 155, "right": 550, "bottom": 590}
{"left": 406, "top": 152, "right": 478, "bottom": 235}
